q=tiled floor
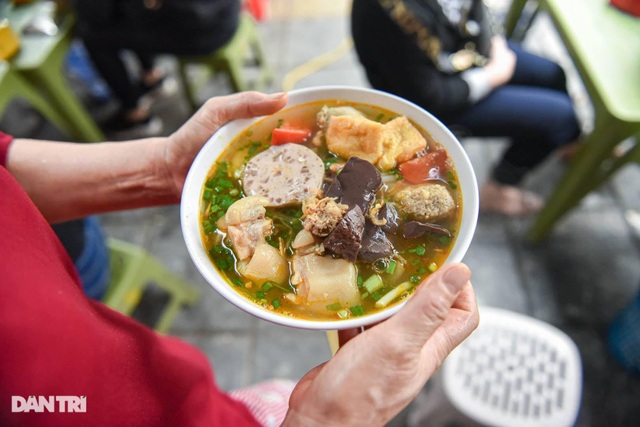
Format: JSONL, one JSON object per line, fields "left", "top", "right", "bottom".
{"left": 2, "top": 1, "right": 640, "bottom": 425}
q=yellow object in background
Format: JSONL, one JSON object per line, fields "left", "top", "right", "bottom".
{"left": 0, "top": 19, "right": 20, "bottom": 60}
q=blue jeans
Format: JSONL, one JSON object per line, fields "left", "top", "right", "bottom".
{"left": 444, "top": 44, "right": 582, "bottom": 185}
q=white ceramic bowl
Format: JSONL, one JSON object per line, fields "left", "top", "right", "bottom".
{"left": 181, "top": 86, "right": 478, "bottom": 330}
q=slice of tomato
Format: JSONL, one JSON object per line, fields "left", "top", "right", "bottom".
{"left": 398, "top": 150, "right": 448, "bottom": 184}
{"left": 271, "top": 127, "right": 311, "bottom": 145}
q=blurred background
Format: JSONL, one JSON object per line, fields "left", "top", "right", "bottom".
{"left": 1, "top": 0, "right": 639, "bottom": 425}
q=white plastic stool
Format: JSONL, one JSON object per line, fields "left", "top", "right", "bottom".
{"left": 442, "top": 307, "right": 583, "bottom": 427}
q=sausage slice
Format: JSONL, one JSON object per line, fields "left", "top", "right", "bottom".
{"left": 243, "top": 144, "right": 324, "bottom": 207}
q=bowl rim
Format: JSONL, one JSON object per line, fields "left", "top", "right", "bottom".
{"left": 181, "top": 85, "right": 479, "bottom": 330}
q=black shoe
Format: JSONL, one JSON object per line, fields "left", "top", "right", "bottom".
{"left": 138, "top": 76, "right": 178, "bottom": 108}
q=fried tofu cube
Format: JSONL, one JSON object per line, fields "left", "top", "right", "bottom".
{"left": 379, "top": 116, "right": 427, "bottom": 170}
{"left": 325, "top": 115, "right": 386, "bottom": 164}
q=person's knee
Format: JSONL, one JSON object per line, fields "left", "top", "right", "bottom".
{"left": 542, "top": 103, "right": 581, "bottom": 147}
{"left": 548, "top": 62, "right": 568, "bottom": 92}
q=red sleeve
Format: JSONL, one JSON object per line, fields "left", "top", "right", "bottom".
{"left": 0, "top": 131, "right": 13, "bottom": 167}
{"left": 0, "top": 167, "right": 260, "bottom": 427}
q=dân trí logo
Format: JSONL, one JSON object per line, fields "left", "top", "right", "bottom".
{"left": 11, "top": 396, "right": 86, "bottom": 413}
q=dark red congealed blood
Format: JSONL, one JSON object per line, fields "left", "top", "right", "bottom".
{"left": 242, "top": 143, "right": 325, "bottom": 206}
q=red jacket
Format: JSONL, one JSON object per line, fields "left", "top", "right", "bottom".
{"left": 0, "top": 133, "right": 259, "bottom": 426}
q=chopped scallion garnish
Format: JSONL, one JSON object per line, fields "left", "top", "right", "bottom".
{"left": 363, "top": 274, "right": 384, "bottom": 294}
{"left": 386, "top": 260, "right": 397, "bottom": 274}
{"left": 326, "top": 302, "right": 342, "bottom": 311}
{"left": 375, "top": 282, "right": 413, "bottom": 308}
{"left": 349, "top": 305, "right": 365, "bottom": 316}
{"left": 337, "top": 309, "right": 350, "bottom": 319}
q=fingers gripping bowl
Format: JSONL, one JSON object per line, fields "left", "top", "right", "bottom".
{"left": 181, "top": 87, "right": 478, "bottom": 330}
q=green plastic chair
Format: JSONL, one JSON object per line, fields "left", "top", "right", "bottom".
{"left": 177, "top": 12, "right": 273, "bottom": 111}
{"left": 103, "top": 238, "right": 200, "bottom": 334}
{"left": 2, "top": 1, "right": 105, "bottom": 141}
{"left": 0, "top": 60, "right": 77, "bottom": 137}
{"left": 504, "top": 0, "right": 640, "bottom": 242}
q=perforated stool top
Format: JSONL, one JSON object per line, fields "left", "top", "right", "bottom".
{"left": 443, "top": 307, "right": 582, "bottom": 427}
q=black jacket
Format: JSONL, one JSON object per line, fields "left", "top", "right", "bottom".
{"left": 351, "top": 0, "right": 492, "bottom": 119}
{"left": 73, "top": 0, "right": 240, "bottom": 56}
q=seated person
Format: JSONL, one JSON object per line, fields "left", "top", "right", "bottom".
{"left": 52, "top": 216, "right": 110, "bottom": 300}
{"left": 351, "top": 0, "right": 582, "bottom": 216}
{"left": 0, "top": 92, "right": 479, "bottom": 426}
{"left": 71, "top": 0, "right": 241, "bottom": 135}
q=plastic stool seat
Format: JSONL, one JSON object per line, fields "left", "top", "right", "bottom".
{"left": 177, "top": 12, "right": 273, "bottom": 111}
{"left": 443, "top": 307, "right": 582, "bottom": 427}
{"left": 103, "top": 238, "right": 199, "bottom": 334}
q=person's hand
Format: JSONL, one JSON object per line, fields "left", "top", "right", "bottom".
{"left": 161, "top": 91, "right": 288, "bottom": 197}
{"left": 484, "top": 36, "right": 516, "bottom": 88}
{"left": 282, "top": 263, "right": 478, "bottom": 427}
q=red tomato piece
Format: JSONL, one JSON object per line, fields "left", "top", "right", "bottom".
{"left": 398, "top": 150, "right": 448, "bottom": 184}
{"left": 271, "top": 127, "right": 311, "bottom": 145}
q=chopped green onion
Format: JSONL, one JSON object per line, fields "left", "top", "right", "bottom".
{"left": 363, "top": 274, "right": 384, "bottom": 294}
{"left": 448, "top": 180, "right": 457, "bottom": 189}
{"left": 410, "top": 274, "right": 421, "bottom": 284}
{"left": 371, "top": 292, "right": 382, "bottom": 301}
{"left": 349, "top": 305, "right": 365, "bottom": 316}
{"left": 203, "top": 189, "right": 212, "bottom": 200}
{"left": 337, "top": 309, "right": 350, "bottom": 319}
{"left": 375, "top": 113, "right": 385, "bottom": 122}
{"left": 375, "top": 281, "right": 413, "bottom": 308}
{"left": 256, "top": 291, "right": 265, "bottom": 299}
{"left": 417, "top": 266, "right": 427, "bottom": 274}
{"left": 446, "top": 170, "right": 455, "bottom": 180}
{"left": 408, "top": 246, "right": 426, "bottom": 256}
{"left": 428, "top": 262, "right": 438, "bottom": 272}
{"left": 272, "top": 299, "right": 280, "bottom": 309}
{"left": 216, "top": 258, "right": 231, "bottom": 270}
{"left": 229, "top": 188, "right": 239, "bottom": 196}
{"left": 439, "top": 235, "right": 451, "bottom": 244}
{"left": 217, "top": 178, "right": 233, "bottom": 188}
{"left": 324, "top": 157, "right": 339, "bottom": 169}
{"left": 326, "top": 302, "right": 342, "bottom": 311}
{"left": 232, "top": 278, "right": 244, "bottom": 286}
{"left": 262, "top": 282, "right": 273, "bottom": 292}
{"left": 357, "top": 276, "right": 364, "bottom": 287}
{"left": 266, "top": 237, "right": 279, "bottom": 248}
{"left": 220, "top": 195, "right": 233, "bottom": 209}
{"left": 386, "top": 260, "right": 397, "bottom": 274}
{"left": 276, "top": 118, "right": 284, "bottom": 128}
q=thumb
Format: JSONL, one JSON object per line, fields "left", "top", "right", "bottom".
{"left": 382, "top": 263, "right": 471, "bottom": 351}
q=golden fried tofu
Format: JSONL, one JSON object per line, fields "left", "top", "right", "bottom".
{"left": 325, "top": 115, "right": 386, "bottom": 164}
{"left": 379, "top": 116, "right": 427, "bottom": 170}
